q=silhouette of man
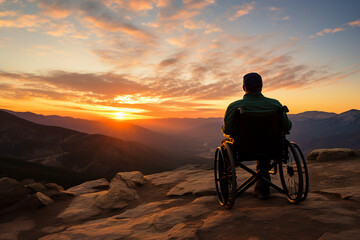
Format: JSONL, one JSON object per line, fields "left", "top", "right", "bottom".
{"left": 222, "top": 72, "right": 292, "bottom": 199}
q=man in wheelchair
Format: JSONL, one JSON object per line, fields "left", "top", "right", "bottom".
{"left": 221, "top": 72, "right": 292, "bottom": 200}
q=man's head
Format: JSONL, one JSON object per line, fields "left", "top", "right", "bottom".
{"left": 243, "top": 72, "right": 263, "bottom": 93}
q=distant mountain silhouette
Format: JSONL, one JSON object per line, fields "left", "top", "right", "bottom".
{"left": 0, "top": 110, "right": 180, "bottom": 176}
{"left": 3, "top": 109, "right": 360, "bottom": 158}
{"left": 1, "top": 109, "right": 195, "bottom": 157}
{"left": 288, "top": 109, "right": 360, "bottom": 153}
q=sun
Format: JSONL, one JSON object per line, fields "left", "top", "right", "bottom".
{"left": 114, "top": 112, "right": 125, "bottom": 119}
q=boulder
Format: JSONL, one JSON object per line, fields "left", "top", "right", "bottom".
{"left": 66, "top": 178, "right": 109, "bottom": 196}
{"left": 45, "top": 183, "right": 64, "bottom": 192}
{"left": 25, "top": 182, "right": 47, "bottom": 193}
{"left": 307, "top": 148, "right": 357, "bottom": 161}
{"left": 58, "top": 191, "right": 106, "bottom": 221}
{"left": 26, "top": 182, "right": 71, "bottom": 198}
{"left": 116, "top": 171, "right": 146, "bottom": 188}
{"left": 0, "top": 177, "right": 30, "bottom": 209}
{"left": 95, "top": 174, "right": 139, "bottom": 209}
{"left": 29, "top": 192, "right": 54, "bottom": 208}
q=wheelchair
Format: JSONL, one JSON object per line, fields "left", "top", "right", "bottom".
{"left": 214, "top": 106, "right": 309, "bottom": 209}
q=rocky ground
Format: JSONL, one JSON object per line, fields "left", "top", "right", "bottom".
{"left": 0, "top": 149, "right": 359, "bottom": 240}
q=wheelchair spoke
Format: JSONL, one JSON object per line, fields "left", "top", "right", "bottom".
{"left": 279, "top": 141, "right": 303, "bottom": 203}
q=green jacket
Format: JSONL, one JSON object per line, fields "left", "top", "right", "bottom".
{"left": 221, "top": 92, "right": 292, "bottom": 136}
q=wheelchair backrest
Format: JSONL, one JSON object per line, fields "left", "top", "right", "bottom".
{"left": 232, "top": 107, "right": 287, "bottom": 160}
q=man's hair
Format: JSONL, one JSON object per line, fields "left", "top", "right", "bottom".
{"left": 243, "top": 72, "right": 263, "bottom": 92}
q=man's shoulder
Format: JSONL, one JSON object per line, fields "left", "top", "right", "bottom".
{"left": 227, "top": 99, "right": 245, "bottom": 110}
{"left": 263, "top": 96, "right": 282, "bottom": 106}
{"left": 229, "top": 99, "right": 244, "bottom": 106}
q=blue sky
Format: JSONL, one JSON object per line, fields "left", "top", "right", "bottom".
{"left": 0, "top": 0, "right": 359, "bottom": 119}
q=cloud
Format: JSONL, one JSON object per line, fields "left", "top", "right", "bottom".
{"left": 316, "top": 27, "right": 345, "bottom": 36}
{"left": 34, "top": 0, "right": 157, "bottom": 44}
{"left": 156, "top": 0, "right": 171, "bottom": 8}
{"left": 0, "top": 71, "right": 147, "bottom": 97}
{"left": 0, "top": 10, "right": 17, "bottom": 17}
{"left": 167, "top": 32, "right": 201, "bottom": 47}
{"left": 158, "top": 51, "right": 187, "bottom": 68}
{"left": 0, "top": 14, "right": 49, "bottom": 28}
{"left": 310, "top": 19, "right": 360, "bottom": 38}
{"left": 348, "top": 19, "right": 360, "bottom": 27}
{"left": 183, "top": 0, "right": 215, "bottom": 9}
{"left": 229, "top": 1, "right": 255, "bottom": 21}
{"left": 146, "top": 0, "right": 214, "bottom": 32}
{"left": 111, "top": 0, "right": 156, "bottom": 12}
{"left": 269, "top": 7, "right": 280, "bottom": 12}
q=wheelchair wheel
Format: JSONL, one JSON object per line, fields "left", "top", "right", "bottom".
{"left": 214, "top": 144, "right": 237, "bottom": 209}
{"left": 292, "top": 142, "right": 309, "bottom": 202}
{"left": 279, "top": 141, "right": 303, "bottom": 203}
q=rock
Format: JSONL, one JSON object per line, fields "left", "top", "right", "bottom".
{"left": 166, "top": 170, "right": 215, "bottom": 196}
{"left": 58, "top": 191, "right": 106, "bottom": 221}
{"left": 201, "top": 209, "right": 246, "bottom": 232}
{"left": 26, "top": 182, "right": 48, "bottom": 193}
{"left": 116, "top": 171, "right": 146, "bottom": 188}
{"left": 319, "top": 186, "right": 360, "bottom": 201}
{"left": 307, "top": 148, "right": 357, "bottom": 161}
{"left": 145, "top": 167, "right": 206, "bottom": 186}
{"left": 114, "top": 199, "right": 179, "bottom": 218}
{"left": 41, "top": 197, "right": 212, "bottom": 240}
{"left": 45, "top": 183, "right": 64, "bottom": 192}
{"left": 26, "top": 182, "right": 70, "bottom": 198}
{"left": 41, "top": 226, "right": 69, "bottom": 234}
{"left": 298, "top": 198, "right": 359, "bottom": 224}
{"left": 29, "top": 192, "right": 54, "bottom": 208}
{"left": 95, "top": 174, "right": 138, "bottom": 210}
{"left": 0, "top": 177, "right": 30, "bottom": 209}
{"left": 21, "top": 178, "right": 35, "bottom": 185}
{"left": 319, "top": 229, "right": 360, "bottom": 240}
{"left": 0, "top": 217, "right": 35, "bottom": 240}
{"left": 66, "top": 178, "right": 109, "bottom": 196}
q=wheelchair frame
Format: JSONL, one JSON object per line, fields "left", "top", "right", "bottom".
{"left": 214, "top": 107, "right": 309, "bottom": 210}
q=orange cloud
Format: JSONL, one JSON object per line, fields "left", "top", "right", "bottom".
{"left": 167, "top": 32, "right": 200, "bottom": 48}
{"left": 156, "top": 0, "right": 171, "bottom": 8}
{"left": 106, "top": 0, "right": 156, "bottom": 11}
{"left": 0, "top": 10, "right": 17, "bottom": 17}
{"left": 229, "top": 1, "right": 255, "bottom": 21}
{"left": 348, "top": 19, "right": 360, "bottom": 27}
{"left": 38, "top": 1, "right": 71, "bottom": 19}
{"left": 183, "top": 0, "right": 215, "bottom": 9}
{"left": 84, "top": 16, "right": 155, "bottom": 44}
{"left": 310, "top": 19, "right": 360, "bottom": 38}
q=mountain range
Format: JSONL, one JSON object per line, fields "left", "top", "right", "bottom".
{"left": 1, "top": 108, "right": 360, "bottom": 175}
{"left": 0, "top": 111, "right": 183, "bottom": 177}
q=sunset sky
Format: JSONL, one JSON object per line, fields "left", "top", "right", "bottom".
{"left": 0, "top": 0, "right": 359, "bottom": 120}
